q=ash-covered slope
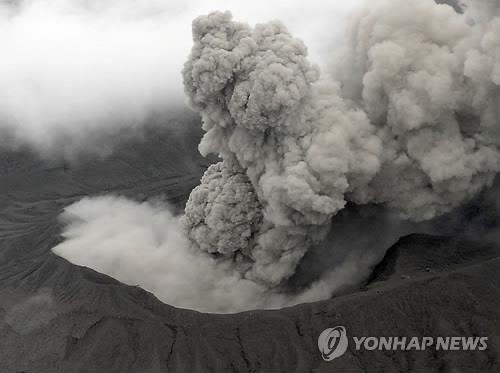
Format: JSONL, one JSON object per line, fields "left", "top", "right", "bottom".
{"left": 367, "top": 234, "right": 500, "bottom": 284}
{"left": 0, "top": 119, "right": 499, "bottom": 373}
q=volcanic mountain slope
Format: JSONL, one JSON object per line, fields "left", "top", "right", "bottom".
{"left": 0, "top": 118, "right": 499, "bottom": 373}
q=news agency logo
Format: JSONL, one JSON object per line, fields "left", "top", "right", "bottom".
{"left": 317, "top": 326, "right": 348, "bottom": 361}
{"left": 318, "top": 326, "right": 489, "bottom": 362}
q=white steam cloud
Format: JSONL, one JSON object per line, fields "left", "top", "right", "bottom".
{"left": 52, "top": 0, "right": 499, "bottom": 312}
{"left": 0, "top": 0, "right": 186, "bottom": 157}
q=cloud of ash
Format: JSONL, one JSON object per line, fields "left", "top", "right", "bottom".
{"left": 52, "top": 196, "right": 370, "bottom": 313}
{"left": 52, "top": 0, "right": 499, "bottom": 312}
{"left": 182, "top": 0, "right": 500, "bottom": 286}
{"left": 0, "top": 0, "right": 359, "bottom": 158}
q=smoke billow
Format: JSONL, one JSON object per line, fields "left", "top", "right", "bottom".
{"left": 183, "top": 160, "right": 263, "bottom": 257}
{"left": 52, "top": 0, "right": 499, "bottom": 312}
{"left": 182, "top": 0, "right": 500, "bottom": 286}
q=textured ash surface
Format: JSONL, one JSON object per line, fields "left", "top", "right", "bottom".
{"left": 0, "top": 117, "right": 499, "bottom": 373}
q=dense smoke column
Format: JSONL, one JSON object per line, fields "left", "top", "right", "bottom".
{"left": 183, "top": 0, "right": 500, "bottom": 286}
{"left": 182, "top": 11, "right": 382, "bottom": 284}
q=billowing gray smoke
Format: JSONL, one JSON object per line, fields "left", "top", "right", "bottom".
{"left": 52, "top": 0, "right": 500, "bottom": 313}
{"left": 183, "top": 0, "right": 500, "bottom": 285}
{"left": 183, "top": 160, "right": 263, "bottom": 257}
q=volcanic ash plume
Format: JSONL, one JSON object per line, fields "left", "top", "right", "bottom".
{"left": 183, "top": 160, "right": 263, "bottom": 257}
{"left": 183, "top": 0, "right": 500, "bottom": 285}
